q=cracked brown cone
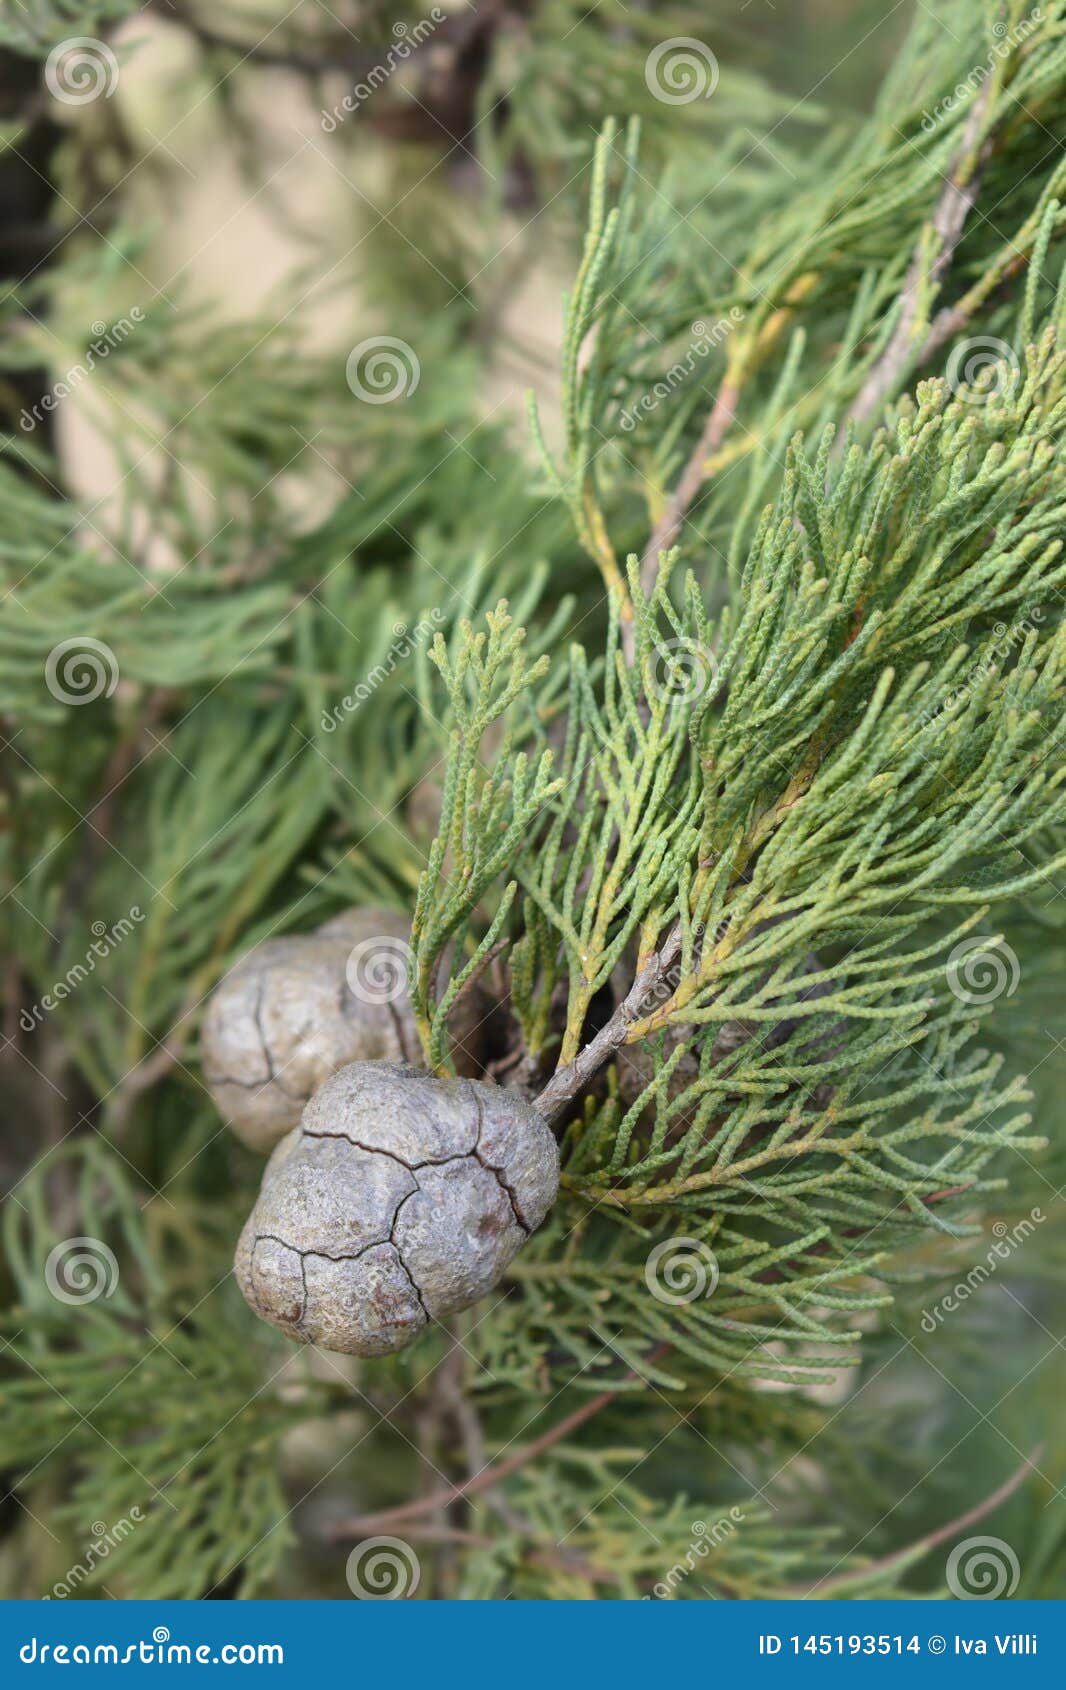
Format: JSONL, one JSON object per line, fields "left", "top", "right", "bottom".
{"left": 234, "top": 1060, "right": 559, "bottom": 1356}
{"left": 202, "top": 907, "right": 487, "bottom": 1154}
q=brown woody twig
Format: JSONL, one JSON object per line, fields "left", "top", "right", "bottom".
{"left": 845, "top": 82, "right": 996, "bottom": 435}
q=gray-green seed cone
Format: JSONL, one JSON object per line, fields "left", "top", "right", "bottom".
{"left": 201, "top": 908, "right": 485, "bottom": 1154}
{"left": 234, "top": 1060, "right": 559, "bottom": 1356}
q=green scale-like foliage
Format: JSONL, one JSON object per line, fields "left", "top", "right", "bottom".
{"left": 0, "top": 1, "right": 140, "bottom": 52}
{"left": 2, "top": 0, "right": 1066, "bottom": 1601}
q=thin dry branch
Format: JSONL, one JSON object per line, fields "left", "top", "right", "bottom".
{"left": 330, "top": 1344, "right": 672, "bottom": 1540}
{"left": 634, "top": 377, "right": 741, "bottom": 614}
{"left": 845, "top": 83, "right": 996, "bottom": 434}
{"left": 535, "top": 927, "right": 683, "bottom": 1122}
{"left": 792, "top": 1446, "right": 1043, "bottom": 1597}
